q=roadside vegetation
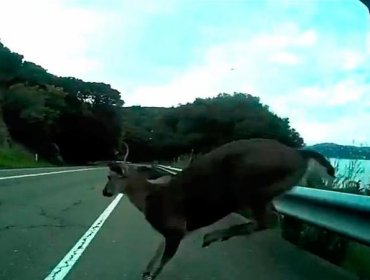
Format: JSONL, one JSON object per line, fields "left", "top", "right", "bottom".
{"left": 281, "top": 159, "right": 370, "bottom": 279}
{"left": 0, "top": 143, "right": 53, "bottom": 168}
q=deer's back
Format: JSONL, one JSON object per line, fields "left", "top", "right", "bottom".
{"left": 170, "top": 138, "right": 307, "bottom": 231}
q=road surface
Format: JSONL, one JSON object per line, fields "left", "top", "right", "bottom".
{"left": 0, "top": 167, "right": 357, "bottom": 280}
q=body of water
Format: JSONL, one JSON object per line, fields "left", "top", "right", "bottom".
{"left": 330, "top": 158, "right": 370, "bottom": 185}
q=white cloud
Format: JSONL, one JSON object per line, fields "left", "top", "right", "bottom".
{"left": 126, "top": 26, "right": 323, "bottom": 107}
{"left": 283, "top": 78, "right": 369, "bottom": 108}
{"left": 127, "top": 25, "right": 318, "bottom": 106}
{"left": 341, "top": 50, "right": 366, "bottom": 70}
{"left": 293, "top": 113, "right": 370, "bottom": 145}
{"left": 296, "top": 30, "right": 317, "bottom": 46}
{"left": 328, "top": 79, "right": 368, "bottom": 106}
{"left": 0, "top": 0, "right": 108, "bottom": 78}
{"left": 265, "top": 77, "right": 370, "bottom": 145}
{"left": 0, "top": 0, "right": 178, "bottom": 80}
{"left": 269, "top": 51, "right": 302, "bottom": 65}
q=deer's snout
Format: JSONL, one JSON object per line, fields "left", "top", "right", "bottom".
{"left": 102, "top": 188, "right": 113, "bottom": 197}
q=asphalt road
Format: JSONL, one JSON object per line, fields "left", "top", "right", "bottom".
{"left": 0, "top": 167, "right": 357, "bottom": 280}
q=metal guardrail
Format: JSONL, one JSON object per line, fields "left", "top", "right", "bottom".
{"left": 154, "top": 164, "right": 182, "bottom": 174}
{"left": 153, "top": 164, "right": 370, "bottom": 246}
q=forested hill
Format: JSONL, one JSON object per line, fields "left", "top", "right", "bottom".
{"left": 0, "top": 41, "right": 124, "bottom": 164}
{"left": 1, "top": 41, "right": 305, "bottom": 164}
{"left": 308, "top": 143, "right": 370, "bottom": 160}
{"left": 120, "top": 95, "right": 305, "bottom": 161}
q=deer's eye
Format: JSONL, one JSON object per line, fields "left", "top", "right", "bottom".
{"left": 107, "top": 175, "right": 111, "bottom": 180}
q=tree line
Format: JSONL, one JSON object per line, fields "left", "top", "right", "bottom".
{"left": 0, "top": 41, "right": 123, "bottom": 164}
{"left": 121, "top": 93, "right": 304, "bottom": 162}
{"left": 0, "top": 41, "right": 304, "bottom": 165}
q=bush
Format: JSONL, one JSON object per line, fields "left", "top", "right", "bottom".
{"left": 281, "top": 158, "right": 370, "bottom": 277}
{"left": 0, "top": 143, "right": 53, "bottom": 168}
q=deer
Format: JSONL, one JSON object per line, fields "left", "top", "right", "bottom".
{"left": 102, "top": 138, "right": 335, "bottom": 280}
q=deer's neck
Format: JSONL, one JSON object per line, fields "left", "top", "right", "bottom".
{"left": 125, "top": 176, "right": 156, "bottom": 213}
{"left": 125, "top": 190, "right": 148, "bottom": 212}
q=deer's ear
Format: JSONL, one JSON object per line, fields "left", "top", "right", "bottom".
{"left": 107, "top": 162, "right": 124, "bottom": 176}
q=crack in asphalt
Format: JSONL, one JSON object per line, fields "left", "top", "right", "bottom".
{"left": 39, "top": 207, "right": 65, "bottom": 225}
{"left": 0, "top": 201, "right": 87, "bottom": 233}
{"left": 47, "top": 219, "right": 105, "bottom": 280}
{"left": 61, "top": 200, "right": 82, "bottom": 212}
{"left": 0, "top": 224, "right": 88, "bottom": 232}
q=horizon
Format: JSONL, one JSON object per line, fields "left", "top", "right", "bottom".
{"left": 0, "top": 0, "right": 369, "bottom": 146}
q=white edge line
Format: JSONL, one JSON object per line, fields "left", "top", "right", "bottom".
{"left": 0, "top": 167, "right": 82, "bottom": 172}
{"left": 43, "top": 193, "right": 124, "bottom": 280}
{"left": 0, "top": 168, "right": 106, "bottom": 180}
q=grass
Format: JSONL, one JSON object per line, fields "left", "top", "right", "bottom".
{"left": 0, "top": 144, "right": 53, "bottom": 168}
{"left": 154, "top": 153, "right": 194, "bottom": 168}
{"left": 342, "top": 242, "right": 370, "bottom": 279}
{"left": 169, "top": 152, "right": 197, "bottom": 169}
{"left": 281, "top": 158, "right": 370, "bottom": 279}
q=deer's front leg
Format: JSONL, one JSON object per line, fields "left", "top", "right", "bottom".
{"left": 143, "top": 230, "right": 183, "bottom": 280}
{"left": 142, "top": 240, "right": 165, "bottom": 280}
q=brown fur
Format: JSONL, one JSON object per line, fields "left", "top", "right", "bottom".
{"left": 102, "top": 138, "right": 335, "bottom": 280}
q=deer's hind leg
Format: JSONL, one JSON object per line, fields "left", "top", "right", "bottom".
{"left": 202, "top": 221, "right": 255, "bottom": 248}
{"left": 202, "top": 202, "right": 277, "bottom": 248}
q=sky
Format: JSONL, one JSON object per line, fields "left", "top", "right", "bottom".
{"left": 0, "top": 0, "right": 369, "bottom": 146}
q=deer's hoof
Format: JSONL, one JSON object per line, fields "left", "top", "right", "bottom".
{"left": 202, "top": 240, "right": 210, "bottom": 248}
{"left": 142, "top": 272, "right": 153, "bottom": 280}
{"left": 221, "top": 236, "right": 231, "bottom": 242}
{"left": 202, "top": 233, "right": 219, "bottom": 248}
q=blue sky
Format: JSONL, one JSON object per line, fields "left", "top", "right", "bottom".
{"left": 0, "top": 0, "right": 369, "bottom": 145}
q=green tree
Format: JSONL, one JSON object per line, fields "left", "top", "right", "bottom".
{"left": 0, "top": 42, "right": 23, "bottom": 84}
{"left": 0, "top": 41, "right": 124, "bottom": 164}
{"left": 120, "top": 93, "right": 304, "bottom": 162}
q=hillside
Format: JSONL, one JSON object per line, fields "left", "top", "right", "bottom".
{"left": 0, "top": 41, "right": 124, "bottom": 164}
{"left": 308, "top": 143, "right": 370, "bottom": 160}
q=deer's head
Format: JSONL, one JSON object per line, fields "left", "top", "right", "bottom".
{"left": 102, "top": 162, "right": 131, "bottom": 197}
{"left": 102, "top": 141, "right": 132, "bottom": 197}
{"left": 298, "top": 149, "right": 336, "bottom": 188}
{"left": 102, "top": 142, "right": 175, "bottom": 197}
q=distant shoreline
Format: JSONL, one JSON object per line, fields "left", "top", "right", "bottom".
{"left": 307, "top": 143, "right": 370, "bottom": 160}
